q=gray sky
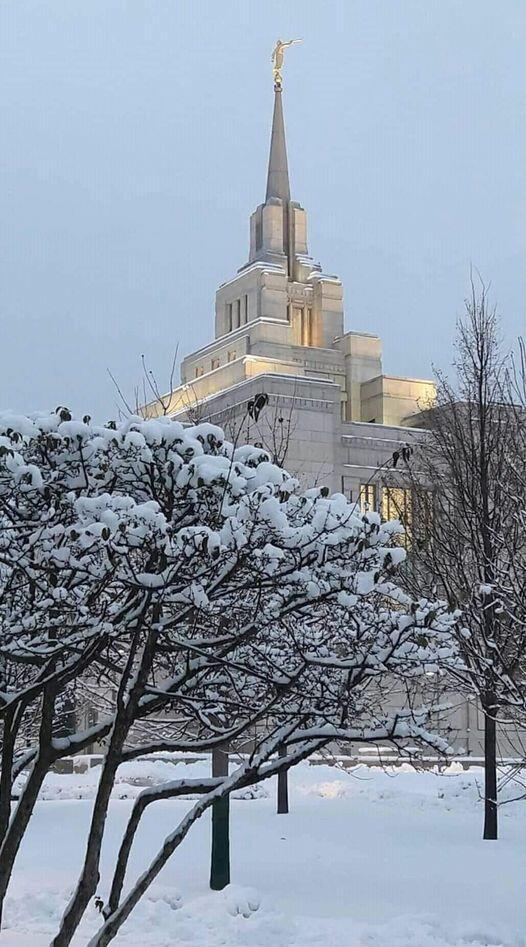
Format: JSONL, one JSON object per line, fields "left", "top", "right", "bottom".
{"left": 1, "top": 1, "right": 525, "bottom": 420}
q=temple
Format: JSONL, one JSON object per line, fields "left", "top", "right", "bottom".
{"left": 141, "top": 60, "right": 519, "bottom": 759}
{"left": 146, "top": 66, "right": 435, "bottom": 508}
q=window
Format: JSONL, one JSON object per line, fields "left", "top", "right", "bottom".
{"left": 300, "top": 308, "right": 306, "bottom": 345}
{"left": 195, "top": 366, "right": 204, "bottom": 378}
{"left": 381, "top": 487, "right": 412, "bottom": 547}
{"left": 236, "top": 299, "right": 241, "bottom": 329}
{"left": 226, "top": 302, "right": 233, "bottom": 333}
{"left": 227, "top": 350, "right": 236, "bottom": 362}
{"left": 243, "top": 294, "right": 248, "bottom": 323}
{"left": 359, "top": 483, "right": 377, "bottom": 513}
{"left": 211, "top": 358, "right": 220, "bottom": 371}
{"left": 299, "top": 306, "right": 313, "bottom": 346}
{"left": 307, "top": 308, "right": 313, "bottom": 345}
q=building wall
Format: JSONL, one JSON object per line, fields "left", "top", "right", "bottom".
{"left": 360, "top": 375, "right": 436, "bottom": 426}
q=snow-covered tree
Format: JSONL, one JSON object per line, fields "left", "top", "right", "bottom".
{"left": 0, "top": 409, "right": 456, "bottom": 944}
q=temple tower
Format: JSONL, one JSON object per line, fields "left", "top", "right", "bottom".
{"left": 149, "top": 43, "right": 435, "bottom": 464}
{"left": 213, "top": 78, "right": 344, "bottom": 352}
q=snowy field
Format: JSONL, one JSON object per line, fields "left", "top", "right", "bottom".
{"left": 1, "top": 756, "right": 526, "bottom": 947}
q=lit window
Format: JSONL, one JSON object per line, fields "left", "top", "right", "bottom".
{"left": 381, "top": 487, "right": 412, "bottom": 548}
{"left": 211, "top": 358, "right": 220, "bottom": 371}
{"left": 299, "top": 306, "right": 313, "bottom": 346}
{"left": 359, "top": 483, "right": 377, "bottom": 513}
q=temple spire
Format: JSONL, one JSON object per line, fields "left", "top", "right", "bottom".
{"left": 265, "top": 39, "right": 301, "bottom": 202}
{"left": 265, "top": 87, "right": 290, "bottom": 202}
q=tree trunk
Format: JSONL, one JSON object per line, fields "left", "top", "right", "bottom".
{"left": 54, "top": 627, "right": 155, "bottom": 945}
{"left": 210, "top": 747, "right": 230, "bottom": 890}
{"left": 277, "top": 745, "right": 289, "bottom": 814}
{"left": 483, "top": 698, "right": 498, "bottom": 840}
{"left": 0, "top": 709, "right": 16, "bottom": 850}
{"left": 0, "top": 688, "right": 55, "bottom": 928}
{"left": 52, "top": 745, "right": 123, "bottom": 946}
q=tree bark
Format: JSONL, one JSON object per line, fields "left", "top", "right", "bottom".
{"left": 210, "top": 747, "right": 230, "bottom": 890}
{"left": 277, "top": 744, "right": 289, "bottom": 814}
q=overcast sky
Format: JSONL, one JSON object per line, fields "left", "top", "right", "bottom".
{"left": 1, "top": 1, "right": 525, "bottom": 420}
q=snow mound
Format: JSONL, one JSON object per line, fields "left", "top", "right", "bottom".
{"left": 232, "top": 783, "right": 269, "bottom": 800}
{"left": 145, "top": 883, "right": 183, "bottom": 911}
{"left": 2, "top": 890, "right": 518, "bottom": 947}
{"left": 221, "top": 884, "right": 261, "bottom": 918}
{"left": 303, "top": 778, "right": 353, "bottom": 798}
{"left": 2, "top": 885, "right": 74, "bottom": 933}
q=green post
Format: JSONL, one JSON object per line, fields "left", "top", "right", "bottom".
{"left": 210, "top": 746, "right": 230, "bottom": 890}
{"left": 277, "top": 744, "right": 289, "bottom": 813}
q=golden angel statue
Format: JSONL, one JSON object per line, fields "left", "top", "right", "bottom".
{"left": 271, "top": 38, "right": 302, "bottom": 89}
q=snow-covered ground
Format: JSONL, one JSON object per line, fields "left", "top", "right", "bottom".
{"left": 2, "top": 756, "right": 525, "bottom": 946}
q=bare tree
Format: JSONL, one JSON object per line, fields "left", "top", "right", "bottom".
{"left": 400, "top": 281, "right": 526, "bottom": 839}
{"left": 109, "top": 348, "right": 204, "bottom": 423}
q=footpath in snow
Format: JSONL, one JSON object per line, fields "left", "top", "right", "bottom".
{"left": 2, "top": 757, "right": 525, "bottom": 946}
